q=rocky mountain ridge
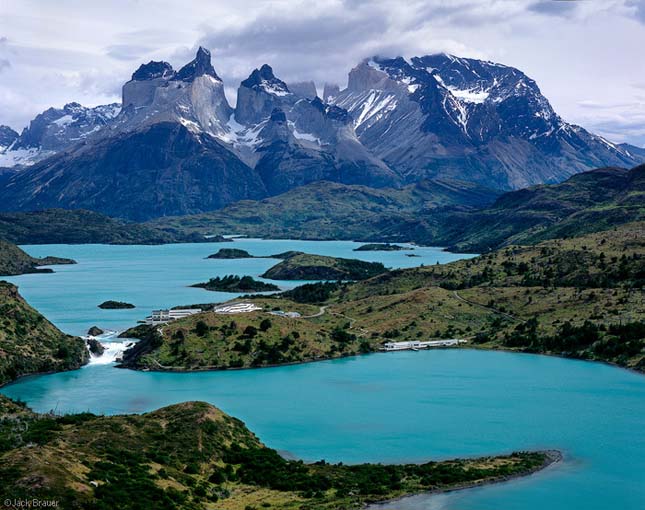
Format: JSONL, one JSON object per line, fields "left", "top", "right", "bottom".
{"left": 0, "top": 48, "right": 640, "bottom": 219}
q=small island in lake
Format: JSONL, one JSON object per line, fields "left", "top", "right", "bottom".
{"left": 262, "top": 252, "right": 387, "bottom": 280}
{"left": 87, "top": 326, "right": 104, "bottom": 336}
{"left": 98, "top": 300, "right": 135, "bottom": 309}
{"left": 191, "top": 275, "right": 280, "bottom": 292}
{"left": 354, "top": 243, "right": 412, "bottom": 251}
{"left": 207, "top": 248, "right": 254, "bottom": 259}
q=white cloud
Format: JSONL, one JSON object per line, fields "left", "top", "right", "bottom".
{"left": 0, "top": 0, "right": 643, "bottom": 146}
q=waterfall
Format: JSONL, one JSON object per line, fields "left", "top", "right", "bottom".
{"left": 85, "top": 330, "right": 136, "bottom": 365}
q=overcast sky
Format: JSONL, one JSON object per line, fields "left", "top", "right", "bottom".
{"left": 1, "top": 0, "right": 644, "bottom": 146}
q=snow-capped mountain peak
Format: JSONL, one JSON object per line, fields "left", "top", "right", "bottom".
{"left": 329, "top": 52, "right": 638, "bottom": 189}
{"left": 173, "top": 46, "right": 221, "bottom": 82}
{"left": 118, "top": 47, "right": 232, "bottom": 137}
{"left": 1, "top": 48, "right": 639, "bottom": 201}
{"left": 0, "top": 102, "right": 121, "bottom": 168}
{"left": 241, "top": 64, "right": 291, "bottom": 96}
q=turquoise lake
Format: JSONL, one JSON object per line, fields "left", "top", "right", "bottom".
{"left": 4, "top": 240, "right": 472, "bottom": 336}
{"left": 1, "top": 241, "right": 644, "bottom": 510}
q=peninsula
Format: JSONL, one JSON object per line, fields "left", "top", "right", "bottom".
{"left": 121, "top": 222, "right": 645, "bottom": 374}
{"left": 0, "top": 395, "right": 557, "bottom": 509}
{"left": 0, "top": 239, "right": 75, "bottom": 277}
{"left": 0, "top": 282, "right": 88, "bottom": 386}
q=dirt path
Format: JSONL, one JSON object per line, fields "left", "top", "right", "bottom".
{"left": 452, "top": 290, "right": 524, "bottom": 323}
{"left": 300, "top": 305, "right": 328, "bottom": 319}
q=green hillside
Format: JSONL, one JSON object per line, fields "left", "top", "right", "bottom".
{"left": 0, "top": 209, "right": 228, "bottom": 244}
{"left": 0, "top": 281, "right": 88, "bottom": 385}
{"left": 335, "top": 222, "right": 645, "bottom": 371}
{"left": 122, "top": 223, "right": 645, "bottom": 374}
{"left": 0, "top": 396, "right": 554, "bottom": 510}
{"left": 147, "top": 179, "right": 497, "bottom": 241}
{"left": 0, "top": 240, "right": 75, "bottom": 276}
{"left": 403, "top": 165, "right": 645, "bottom": 252}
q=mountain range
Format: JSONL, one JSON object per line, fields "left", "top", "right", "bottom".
{"left": 0, "top": 47, "right": 641, "bottom": 220}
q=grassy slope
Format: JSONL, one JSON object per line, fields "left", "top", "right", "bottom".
{"left": 0, "top": 209, "right": 226, "bottom": 245}
{"left": 146, "top": 166, "right": 644, "bottom": 253}
{"left": 261, "top": 253, "right": 387, "bottom": 280}
{"left": 119, "top": 299, "right": 367, "bottom": 370}
{"left": 122, "top": 223, "right": 645, "bottom": 373}
{"left": 147, "top": 179, "right": 498, "bottom": 240}
{"left": 333, "top": 222, "right": 645, "bottom": 371}
{"left": 0, "top": 281, "right": 88, "bottom": 385}
{"left": 0, "top": 240, "right": 75, "bottom": 276}
{"left": 0, "top": 395, "right": 553, "bottom": 510}
{"left": 417, "top": 165, "right": 645, "bottom": 252}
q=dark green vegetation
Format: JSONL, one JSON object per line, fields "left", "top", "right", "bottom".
{"left": 282, "top": 282, "right": 341, "bottom": 304}
{"left": 0, "top": 209, "right": 228, "bottom": 245}
{"left": 386, "top": 165, "right": 645, "bottom": 252}
{"left": 191, "top": 275, "right": 280, "bottom": 293}
{"left": 207, "top": 248, "right": 254, "bottom": 259}
{"left": 0, "top": 282, "right": 88, "bottom": 386}
{"left": 334, "top": 222, "right": 645, "bottom": 372}
{"left": 147, "top": 165, "right": 644, "bottom": 254}
{"left": 148, "top": 179, "right": 498, "bottom": 241}
{"left": 118, "top": 299, "right": 365, "bottom": 370}
{"left": 0, "top": 396, "right": 553, "bottom": 510}
{"left": 354, "top": 243, "right": 412, "bottom": 251}
{"left": 123, "top": 222, "right": 645, "bottom": 374}
{"left": 262, "top": 253, "right": 387, "bottom": 281}
{"left": 0, "top": 240, "right": 75, "bottom": 276}
{"left": 98, "top": 300, "right": 135, "bottom": 309}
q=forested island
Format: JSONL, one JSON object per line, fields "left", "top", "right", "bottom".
{"left": 207, "top": 248, "right": 254, "bottom": 259}
{"left": 354, "top": 243, "right": 412, "bottom": 251}
{"left": 98, "top": 300, "right": 136, "bottom": 309}
{"left": 191, "top": 275, "right": 280, "bottom": 293}
{"left": 262, "top": 253, "right": 387, "bottom": 281}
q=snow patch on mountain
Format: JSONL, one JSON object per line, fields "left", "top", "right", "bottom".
{"left": 0, "top": 147, "right": 53, "bottom": 168}
{"left": 260, "top": 80, "right": 290, "bottom": 96}
{"left": 354, "top": 91, "right": 398, "bottom": 130}
{"left": 447, "top": 86, "right": 489, "bottom": 104}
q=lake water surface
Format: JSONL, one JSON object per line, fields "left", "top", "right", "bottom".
{"left": 1, "top": 242, "right": 644, "bottom": 510}
{"left": 5, "top": 240, "right": 471, "bottom": 336}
